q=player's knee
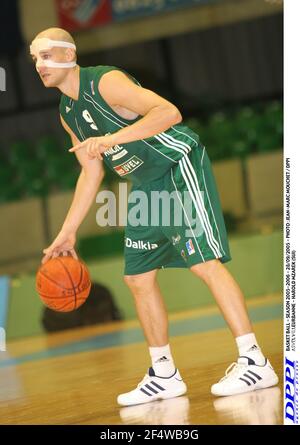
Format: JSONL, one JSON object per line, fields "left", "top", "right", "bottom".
{"left": 190, "top": 259, "right": 220, "bottom": 282}
{"left": 123, "top": 274, "right": 146, "bottom": 291}
{"left": 123, "top": 272, "right": 155, "bottom": 294}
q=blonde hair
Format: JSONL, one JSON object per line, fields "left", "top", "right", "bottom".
{"left": 34, "top": 27, "right": 76, "bottom": 45}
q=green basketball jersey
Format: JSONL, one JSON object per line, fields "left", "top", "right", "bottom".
{"left": 60, "top": 65, "right": 202, "bottom": 185}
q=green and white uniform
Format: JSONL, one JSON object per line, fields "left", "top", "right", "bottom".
{"left": 60, "top": 65, "right": 231, "bottom": 274}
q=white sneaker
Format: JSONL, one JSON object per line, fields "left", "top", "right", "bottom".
{"left": 117, "top": 367, "right": 187, "bottom": 406}
{"left": 211, "top": 356, "right": 279, "bottom": 397}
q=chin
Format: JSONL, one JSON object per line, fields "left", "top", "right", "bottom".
{"left": 42, "top": 78, "right": 57, "bottom": 88}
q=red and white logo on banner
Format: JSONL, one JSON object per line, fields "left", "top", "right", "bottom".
{"left": 55, "top": 0, "right": 112, "bottom": 31}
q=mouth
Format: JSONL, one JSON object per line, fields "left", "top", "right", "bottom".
{"left": 41, "top": 73, "right": 51, "bottom": 80}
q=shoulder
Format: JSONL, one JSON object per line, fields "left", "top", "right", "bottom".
{"left": 100, "top": 69, "right": 134, "bottom": 83}
{"left": 98, "top": 68, "right": 141, "bottom": 99}
{"left": 79, "top": 64, "right": 140, "bottom": 87}
{"left": 85, "top": 65, "right": 122, "bottom": 82}
{"left": 98, "top": 70, "right": 138, "bottom": 97}
{"left": 99, "top": 67, "right": 141, "bottom": 87}
{"left": 82, "top": 65, "right": 128, "bottom": 93}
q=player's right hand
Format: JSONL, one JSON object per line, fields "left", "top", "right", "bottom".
{"left": 42, "top": 231, "right": 78, "bottom": 264}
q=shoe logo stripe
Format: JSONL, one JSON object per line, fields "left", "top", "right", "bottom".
{"left": 239, "top": 377, "right": 252, "bottom": 386}
{"left": 247, "top": 370, "right": 262, "bottom": 380}
{"left": 140, "top": 387, "right": 152, "bottom": 396}
{"left": 243, "top": 373, "right": 257, "bottom": 384}
{"left": 150, "top": 381, "right": 165, "bottom": 391}
{"left": 145, "top": 384, "right": 159, "bottom": 394}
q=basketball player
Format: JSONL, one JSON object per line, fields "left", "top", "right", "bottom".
{"left": 30, "top": 28, "right": 278, "bottom": 406}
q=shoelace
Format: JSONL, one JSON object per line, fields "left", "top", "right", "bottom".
{"left": 219, "top": 362, "right": 247, "bottom": 382}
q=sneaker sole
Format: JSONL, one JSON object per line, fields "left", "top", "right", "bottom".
{"left": 117, "top": 385, "right": 187, "bottom": 407}
{"left": 211, "top": 375, "right": 279, "bottom": 397}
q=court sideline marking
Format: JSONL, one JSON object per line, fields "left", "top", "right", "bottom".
{"left": 0, "top": 301, "right": 282, "bottom": 368}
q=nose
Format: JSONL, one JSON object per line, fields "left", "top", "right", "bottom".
{"left": 36, "top": 66, "right": 47, "bottom": 76}
{"left": 36, "top": 60, "right": 46, "bottom": 73}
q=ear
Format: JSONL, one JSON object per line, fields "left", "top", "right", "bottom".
{"left": 65, "top": 47, "right": 76, "bottom": 62}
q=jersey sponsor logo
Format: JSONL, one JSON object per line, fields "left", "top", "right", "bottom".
{"left": 66, "top": 106, "right": 71, "bottom": 113}
{"left": 172, "top": 233, "right": 181, "bottom": 245}
{"left": 104, "top": 144, "right": 127, "bottom": 157}
{"left": 114, "top": 155, "right": 144, "bottom": 176}
{"left": 186, "top": 239, "right": 195, "bottom": 255}
{"left": 112, "top": 149, "right": 128, "bottom": 160}
{"left": 125, "top": 237, "right": 158, "bottom": 250}
{"left": 181, "top": 249, "right": 187, "bottom": 262}
{"left": 103, "top": 134, "right": 128, "bottom": 159}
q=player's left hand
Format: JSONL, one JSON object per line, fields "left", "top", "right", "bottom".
{"left": 69, "top": 135, "right": 115, "bottom": 159}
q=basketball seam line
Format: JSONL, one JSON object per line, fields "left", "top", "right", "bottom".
{"left": 37, "top": 274, "right": 91, "bottom": 293}
{"left": 78, "top": 263, "right": 83, "bottom": 289}
{"left": 44, "top": 298, "right": 77, "bottom": 311}
{"left": 37, "top": 291, "right": 90, "bottom": 300}
{"left": 57, "top": 258, "right": 78, "bottom": 311}
{"left": 38, "top": 269, "right": 72, "bottom": 289}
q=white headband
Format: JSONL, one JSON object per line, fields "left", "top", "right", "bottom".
{"left": 30, "top": 38, "right": 77, "bottom": 68}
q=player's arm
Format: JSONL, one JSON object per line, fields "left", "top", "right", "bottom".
{"left": 69, "top": 71, "right": 183, "bottom": 156}
{"left": 42, "top": 116, "right": 105, "bottom": 263}
{"left": 98, "top": 70, "right": 183, "bottom": 145}
{"left": 59, "top": 115, "right": 105, "bottom": 232}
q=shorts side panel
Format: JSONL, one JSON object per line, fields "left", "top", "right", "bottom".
{"left": 162, "top": 145, "right": 231, "bottom": 268}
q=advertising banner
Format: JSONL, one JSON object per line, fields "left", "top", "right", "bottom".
{"left": 55, "top": 0, "right": 113, "bottom": 32}
{"left": 55, "top": 0, "right": 219, "bottom": 31}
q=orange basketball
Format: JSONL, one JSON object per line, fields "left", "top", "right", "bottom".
{"left": 36, "top": 256, "right": 91, "bottom": 312}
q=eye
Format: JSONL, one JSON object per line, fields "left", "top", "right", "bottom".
{"left": 42, "top": 54, "right": 50, "bottom": 60}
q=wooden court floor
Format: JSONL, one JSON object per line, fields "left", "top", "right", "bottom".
{"left": 0, "top": 294, "right": 282, "bottom": 425}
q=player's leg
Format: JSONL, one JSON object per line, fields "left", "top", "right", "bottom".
{"left": 118, "top": 269, "right": 187, "bottom": 406}
{"left": 124, "top": 269, "right": 176, "bottom": 376}
{"left": 123, "top": 177, "right": 187, "bottom": 374}
{"left": 190, "top": 259, "right": 253, "bottom": 338}
{"left": 166, "top": 145, "right": 278, "bottom": 396}
{"left": 124, "top": 270, "right": 169, "bottom": 347}
{"left": 190, "top": 259, "right": 278, "bottom": 395}
{"left": 118, "top": 198, "right": 187, "bottom": 406}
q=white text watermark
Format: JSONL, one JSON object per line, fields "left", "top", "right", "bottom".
{"left": 0, "top": 67, "right": 6, "bottom": 92}
{"left": 95, "top": 183, "right": 205, "bottom": 237}
{"left": 0, "top": 328, "right": 6, "bottom": 352}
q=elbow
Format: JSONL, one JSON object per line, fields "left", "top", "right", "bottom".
{"left": 171, "top": 107, "right": 182, "bottom": 125}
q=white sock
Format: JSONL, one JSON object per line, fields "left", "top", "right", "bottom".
{"left": 236, "top": 333, "right": 266, "bottom": 365}
{"left": 149, "top": 344, "right": 176, "bottom": 377}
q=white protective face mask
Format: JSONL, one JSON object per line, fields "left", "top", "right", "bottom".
{"left": 30, "top": 38, "right": 77, "bottom": 69}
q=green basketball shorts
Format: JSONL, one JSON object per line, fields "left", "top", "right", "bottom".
{"left": 124, "top": 145, "right": 231, "bottom": 275}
